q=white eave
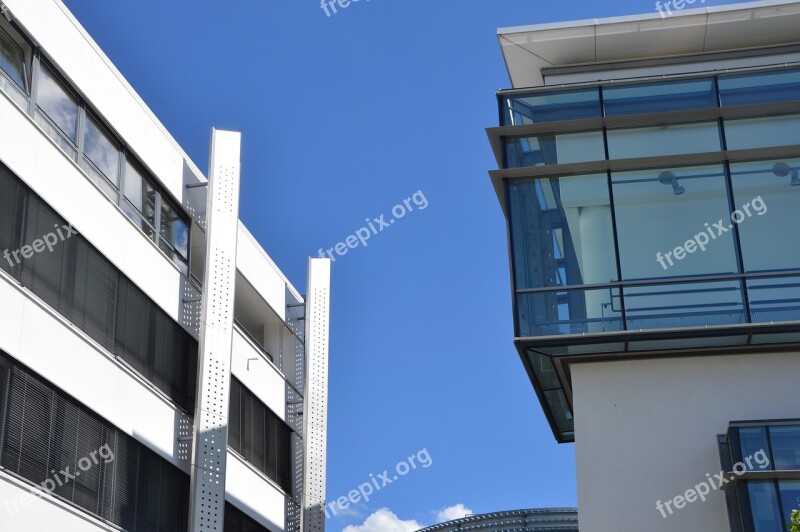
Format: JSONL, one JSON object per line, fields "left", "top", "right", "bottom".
{"left": 498, "top": 0, "right": 800, "bottom": 88}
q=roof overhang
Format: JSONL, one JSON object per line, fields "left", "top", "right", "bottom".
{"left": 498, "top": 0, "right": 800, "bottom": 88}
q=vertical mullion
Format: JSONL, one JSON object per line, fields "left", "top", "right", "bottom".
{"left": 27, "top": 51, "right": 39, "bottom": 117}
{"left": 154, "top": 191, "right": 163, "bottom": 248}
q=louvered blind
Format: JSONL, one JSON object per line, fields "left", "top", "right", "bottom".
{"left": 0, "top": 161, "right": 197, "bottom": 412}
{"left": 224, "top": 501, "right": 273, "bottom": 532}
{"left": 0, "top": 352, "right": 190, "bottom": 531}
{"left": 229, "top": 378, "right": 293, "bottom": 493}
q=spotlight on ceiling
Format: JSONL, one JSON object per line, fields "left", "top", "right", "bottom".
{"left": 772, "top": 162, "right": 800, "bottom": 186}
{"left": 658, "top": 171, "right": 685, "bottom": 195}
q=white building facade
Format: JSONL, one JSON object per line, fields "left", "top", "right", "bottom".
{"left": 0, "top": 1, "right": 329, "bottom": 531}
{"left": 489, "top": 1, "right": 800, "bottom": 531}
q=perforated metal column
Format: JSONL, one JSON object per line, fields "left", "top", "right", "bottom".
{"left": 301, "top": 259, "right": 331, "bottom": 532}
{"left": 189, "top": 129, "right": 242, "bottom": 532}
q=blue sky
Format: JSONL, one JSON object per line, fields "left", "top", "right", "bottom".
{"left": 61, "top": 0, "right": 755, "bottom": 530}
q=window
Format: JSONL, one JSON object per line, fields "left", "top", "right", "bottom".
{"left": 502, "top": 88, "right": 601, "bottom": 126}
{"left": 603, "top": 78, "right": 717, "bottom": 116}
{"left": 0, "top": 23, "right": 27, "bottom": 104}
{"left": 0, "top": 353, "right": 190, "bottom": 531}
{"left": 721, "top": 422, "right": 800, "bottom": 532}
{"left": 159, "top": 198, "right": 189, "bottom": 261}
{"left": 730, "top": 158, "right": 800, "bottom": 273}
{"left": 229, "top": 378, "right": 293, "bottom": 493}
{"left": 122, "top": 159, "right": 157, "bottom": 239}
{"left": 81, "top": 113, "right": 120, "bottom": 198}
{"left": 225, "top": 502, "right": 272, "bottom": 532}
{"left": 606, "top": 122, "right": 721, "bottom": 159}
{"left": 0, "top": 26, "right": 25, "bottom": 89}
{"left": 0, "top": 161, "right": 197, "bottom": 412}
{"left": 35, "top": 63, "right": 79, "bottom": 157}
{"left": 504, "top": 131, "right": 605, "bottom": 168}
{"left": 719, "top": 69, "right": 800, "bottom": 107}
{"left": 724, "top": 114, "right": 800, "bottom": 150}
{"left": 610, "top": 165, "right": 737, "bottom": 280}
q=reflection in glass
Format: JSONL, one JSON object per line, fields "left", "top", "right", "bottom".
{"left": 0, "top": 26, "right": 25, "bottom": 89}
{"left": 505, "top": 131, "right": 605, "bottom": 167}
{"left": 731, "top": 159, "right": 800, "bottom": 272}
{"left": 607, "top": 122, "right": 720, "bottom": 159}
{"left": 719, "top": 69, "right": 800, "bottom": 106}
{"left": 122, "top": 160, "right": 156, "bottom": 237}
{"left": 159, "top": 199, "right": 189, "bottom": 260}
{"left": 769, "top": 427, "right": 800, "bottom": 470}
{"left": 508, "top": 174, "right": 618, "bottom": 290}
{"left": 624, "top": 280, "right": 745, "bottom": 330}
{"left": 527, "top": 350, "right": 561, "bottom": 390}
{"left": 724, "top": 114, "right": 800, "bottom": 150}
{"left": 739, "top": 427, "right": 771, "bottom": 470}
{"left": 603, "top": 78, "right": 717, "bottom": 116}
{"left": 747, "top": 482, "right": 783, "bottom": 532}
{"left": 516, "top": 287, "right": 622, "bottom": 337}
{"left": 36, "top": 64, "right": 79, "bottom": 143}
{"left": 779, "top": 481, "right": 800, "bottom": 528}
{"left": 611, "top": 165, "right": 737, "bottom": 280}
{"left": 502, "top": 88, "right": 601, "bottom": 126}
{"left": 82, "top": 114, "right": 119, "bottom": 186}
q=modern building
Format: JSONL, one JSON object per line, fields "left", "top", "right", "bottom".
{"left": 0, "top": 1, "right": 330, "bottom": 531}
{"left": 416, "top": 508, "right": 578, "bottom": 532}
{"left": 487, "top": 1, "right": 800, "bottom": 530}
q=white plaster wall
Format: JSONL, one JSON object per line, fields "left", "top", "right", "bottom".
{"left": 572, "top": 351, "right": 800, "bottom": 532}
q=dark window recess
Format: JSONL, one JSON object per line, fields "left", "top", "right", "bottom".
{"left": 229, "top": 378, "right": 292, "bottom": 493}
{"left": 0, "top": 161, "right": 197, "bottom": 412}
{"left": 0, "top": 352, "right": 190, "bottom": 531}
{"left": 225, "top": 502, "right": 273, "bottom": 532}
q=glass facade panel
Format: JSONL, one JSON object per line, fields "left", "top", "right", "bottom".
{"left": 508, "top": 174, "right": 617, "bottom": 290}
{"left": 516, "top": 287, "right": 623, "bottom": 337}
{"left": 606, "top": 122, "right": 721, "bottom": 159}
{"left": 122, "top": 160, "right": 157, "bottom": 239}
{"left": 0, "top": 26, "right": 25, "bottom": 90}
{"left": 730, "top": 158, "right": 800, "bottom": 272}
{"left": 724, "top": 114, "right": 800, "bottom": 150}
{"left": 624, "top": 280, "right": 745, "bottom": 330}
{"left": 603, "top": 78, "right": 717, "bottom": 116}
{"left": 543, "top": 389, "right": 574, "bottom": 436}
{"left": 504, "top": 131, "right": 605, "bottom": 167}
{"left": 769, "top": 427, "right": 800, "bottom": 470}
{"left": 527, "top": 350, "right": 561, "bottom": 390}
{"left": 719, "top": 69, "right": 800, "bottom": 106}
{"left": 82, "top": 114, "right": 119, "bottom": 187}
{"left": 747, "top": 482, "right": 783, "bottom": 532}
{"left": 738, "top": 427, "right": 772, "bottom": 470}
{"left": 611, "top": 165, "right": 737, "bottom": 279}
{"left": 747, "top": 277, "right": 800, "bottom": 324}
{"left": 159, "top": 199, "right": 189, "bottom": 260}
{"left": 502, "top": 88, "right": 601, "bottom": 126}
{"left": 36, "top": 63, "right": 79, "bottom": 144}
{"left": 779, "top": 481, "right": 800, "bottom": 527}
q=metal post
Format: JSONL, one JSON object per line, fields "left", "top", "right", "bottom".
{"left": 188, "top": 129, "right": 242, "bottom": 531}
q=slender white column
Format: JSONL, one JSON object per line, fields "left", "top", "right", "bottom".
{"left": 189, "top": 129, "right": 242, "bottom": 532}
{"left": 301, "top": 258, "right": 331, "bottom": 532}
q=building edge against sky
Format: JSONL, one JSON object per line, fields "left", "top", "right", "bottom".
{"left": 489, "top": 1, "right": 800, "bottom": 531}
{"left": 0, "top": 0, "right": 330, "bottom": 531}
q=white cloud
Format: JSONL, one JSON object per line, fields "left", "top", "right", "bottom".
{"left": 342, "top": 508, "right": 422, "bottom": 532}
{"left": 436, "top": 504, "right": 473, "bottom": 523}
